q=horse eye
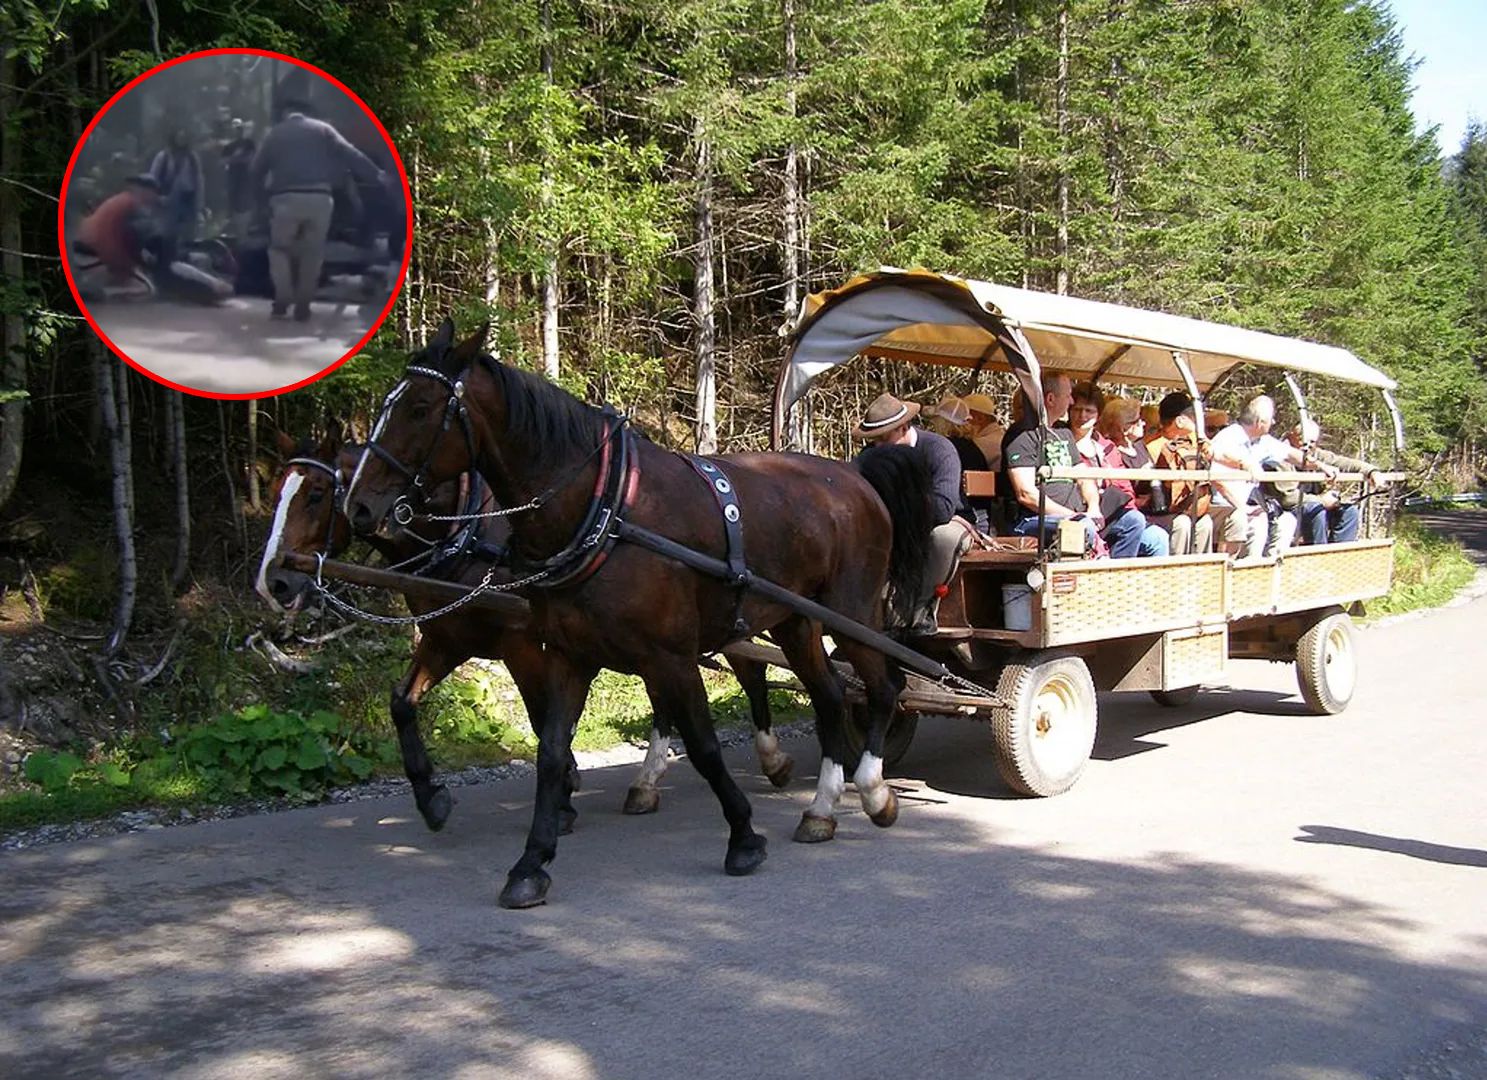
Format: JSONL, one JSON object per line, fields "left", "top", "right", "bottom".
{"left": 307, "top": 490, "right": 325, "bottom": 505}
{"left": 409, "top": 402, "right": 431, "bottom": 422}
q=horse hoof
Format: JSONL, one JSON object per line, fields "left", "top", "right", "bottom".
{"left": 724, "top": 834, "right": 768, "bottom": 876}
{"left": 792, "top": 813, "right": 837, "bottom": 844}
{"left": 498, "top": 869, "right": 551, "bottom": 910}
{"left": 622, "top": 785, "right": 660, "bottom": 815}
{"left": 764, "top": 755, "right": 794, "bottom": 788}
{"left": 420, "top": 785, "right": 453, "bottom": 832}
{"left": 567, "top": 762, "right": 582, "bottom": 793}
{"left": 868, "top": 786, "right": 899, "bottom": 829}
{"left": 559, "top": 806, "right": 578, "bottom": 836}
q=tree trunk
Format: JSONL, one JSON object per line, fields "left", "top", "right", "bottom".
{"left": 170, "top": 391, "right": 190, "bottom": 589}
{"left": 540, "top": 0, "right": 560, "bottom": 380}
{"left": 245, "top": 401, "right": 260, "bottom": 510}
{"left": 0, "top": 47, "right": 26, "bottom": 512}
{"left": 1055, "top": 0, "right": 1070, "bottom": 296}
{"left": 693, "top": 117, "right": 718, "bottom": 455}
{"left": 781, "top": 0, "right": 810, "bottom": 452}
{"left": 94, "top": 344, "right": 137, "bottom": 656}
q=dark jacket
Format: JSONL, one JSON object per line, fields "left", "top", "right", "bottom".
{"left": 915, "top": 427, "right": 963, "bottom": 526}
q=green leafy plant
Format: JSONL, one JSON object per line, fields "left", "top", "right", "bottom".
{"left": 172, "top": 705, "right": 398, "bottom": 800}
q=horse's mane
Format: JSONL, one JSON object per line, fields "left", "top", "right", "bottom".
{"left": 482, "top": 357, "right": 609, "bottom": 475}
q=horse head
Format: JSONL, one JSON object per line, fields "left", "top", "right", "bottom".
{"left": 345, "top": 316, "right": 489, "bottom": 537}
{"left": 255, "top": 421, "right": 349, "bottom": 615}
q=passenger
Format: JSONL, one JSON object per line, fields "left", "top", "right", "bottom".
{"left": 222, "top": 119, "right": 258, "bottom": 237}
{"left": 1146, "top": 392, "right": 1215, "bottom": 554}
{"left": 1001, "top": 372, "right": 1104, "bottom": 554}
{"left": 1209, "top": 394, "right": 1307, "bottom": 556}
{"left": 1095, "top": 398, "right": 1170, "bottom": 557}
{"left": 1284, "top": 420, "right": 1384, "bottom": 544}
{"left": 928, "top": 396, "right": 996, "bottom": 535}
{"left": 963, "top": 393, "right": 1006, "bottom": 473}
{"left": 854, "top": 392, "right": 975, "bottom": 634}
{"left": 1063, "top": 381, "right": 1107, "bottom": 464}
{"left": 1140, "top": 402, "right": 1162, "bottom": 440}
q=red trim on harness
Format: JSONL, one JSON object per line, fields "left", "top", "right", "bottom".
{"left": 555, "top": 425, "right": 639, "bottom": 589}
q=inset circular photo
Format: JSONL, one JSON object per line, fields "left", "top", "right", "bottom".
{"left": 59, "top": 49, "right": 412, "bottom": 399}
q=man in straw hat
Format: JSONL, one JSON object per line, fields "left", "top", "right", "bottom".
{"left": 854, "top": 392, "right": 975, "bottom": 636}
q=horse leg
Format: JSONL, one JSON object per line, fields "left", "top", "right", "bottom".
{"left": 829, "top": 640, "right": 902, "bottom": 829}
{"left": 392, "top": 642, "right": 462, "bottom": 832}
{"left": 502, "top": 631, "right": 579, "bottom": 836}
{"left": 623, "top": 718, "right": 672, "bottom": 815}
{"left": 499, "top": 651, "right": 596, "bottom": 910}
{"left": 643, "top": 658, "right": 767, "bottom": 877}
{"left": 770, "top": 616, "right": 851, "bottom": 843}
{"left": 727, "top": 653, "right": 793, "bottom": 788}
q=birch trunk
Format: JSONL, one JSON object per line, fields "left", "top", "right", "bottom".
{"left": 0, "top": 48, "right": 25, "bottom": 511}
{"left": 540, "top": 0, "right": 560, "bottom": 380}
{"left": 94, "top": 344, "right": 136, "bottom": 656}
{"left": 245, "top": 401, "right": 260, "bottom": 510}
{"left": 693, "top": 118, "right": 718, "bottom": 455}
{"left": 781, "top": 0, "right": 810, "bottom": 452}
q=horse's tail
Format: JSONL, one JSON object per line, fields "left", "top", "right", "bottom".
{"left": 854, "top": 443, "right": 934, "bottom": 617}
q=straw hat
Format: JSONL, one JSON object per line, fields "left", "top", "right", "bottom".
{"left": 927, "top": 394, "right": 971, "bottom": 427}
{"left": 853, "top": 392, "right": 921, "bottom": 439}
{"left": 963, "top": 392, "right": 998, "bottom": 418}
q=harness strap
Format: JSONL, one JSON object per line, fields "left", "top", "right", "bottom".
{"left": 686, "top": 456, "right": 750, "bottom": 638}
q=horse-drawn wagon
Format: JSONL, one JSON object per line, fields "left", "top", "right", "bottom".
{"left": 759, "top": 268, "right": 1405, "bottom": 797}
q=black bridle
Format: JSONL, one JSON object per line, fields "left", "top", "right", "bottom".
{"left": 359, "top": 364, "right": 478, "bottom": 527}
{"left": 285, "top": 456, "right": 346, "bottom": 557}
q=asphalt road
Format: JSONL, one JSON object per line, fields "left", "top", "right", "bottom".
{"left": 88, "top": 294, "right": 386, "bottom": 395}
{"left": 3, "top": 580, "right": 1485, "bottom": 1077}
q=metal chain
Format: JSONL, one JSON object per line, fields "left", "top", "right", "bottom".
{"left": 417, "top": 497, "right": 541, "bottom": 523}
{"left": 308, "top": 554, "right": 549, "bottom": 627}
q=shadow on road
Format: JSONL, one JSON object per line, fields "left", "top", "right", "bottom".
{"left": 1296, "top": 825, "right": 1487, "bottom": 868}
{"left": 3, "top": 752, "right": 1484, "bottom": 1079}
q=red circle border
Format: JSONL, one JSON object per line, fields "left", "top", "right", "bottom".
{"left": 57, "top": 47, "right": 415, "bottom": 401}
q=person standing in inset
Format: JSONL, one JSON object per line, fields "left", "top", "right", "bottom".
{"left": 149, "top": 127, "right": 203, "bottom": 264}
{"left": 222, "top": 119, "right": 258, "bottom": 238}
{"left": 250, "top": 96, "right": 387, "bottom": 321}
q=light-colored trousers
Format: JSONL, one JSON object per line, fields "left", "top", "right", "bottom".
{"left": 268, "top": 192, "right": 335, "bottom": 307}
{"left": 1151, "top": 512, "right": 1215, "bottom": 555}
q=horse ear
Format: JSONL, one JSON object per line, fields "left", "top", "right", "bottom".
{"left": 319, "top": 418, "right": 345, "bottom": 457}
{"left": 429, "top": 316, "right": 456, "bottom": 354}
{"left": 274, "top": 430, "right": 297, "bottom": 458}
{"left": 451, "top": 321, "right": 490, "bottom": 364}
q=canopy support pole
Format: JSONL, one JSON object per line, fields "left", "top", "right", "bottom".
{"left": 1171, "top": 351, "right": 1206, "bottom": 439}
{"left": 1380, "top": 389, "right": 1405, "bottom": 456}
{"left": 1283, "top": 372, "right": 1312, "bottom": 435}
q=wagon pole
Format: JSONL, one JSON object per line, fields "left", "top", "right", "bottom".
{"left": 276, "top": 552, "right": 532, "bottom": 623}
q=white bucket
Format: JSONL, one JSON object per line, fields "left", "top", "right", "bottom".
{"left": 1002, "top": 584, "right": 1033, "bottom": 631}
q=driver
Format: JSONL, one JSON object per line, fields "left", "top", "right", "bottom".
{"left": 854, "top": 392, "right": 975, "bottom": 636}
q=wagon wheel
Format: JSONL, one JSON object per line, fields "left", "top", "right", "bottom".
{"left": 1296, "top": 608, "right": 1357, "bottom": 715}
{"left": 1149, "top": 686, "right": 1200, "bottom": 708}
{"left": 992, "top": 652, "right": 1097, "bottom": 797}
{"left": 841, "top": 701, "right": 919, "bottom": 771}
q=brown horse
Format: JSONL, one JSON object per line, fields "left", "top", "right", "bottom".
{"left": 254, "top": 429, "right": 791, "bottom": 835}
{"left": 344, "top": 319, "right": 932, "bottom": 908}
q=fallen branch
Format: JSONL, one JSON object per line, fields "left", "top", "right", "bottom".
{"left": 296, "top": 623, "right": 358, "bottom": 647}
{"left": 245, "top": 631, "right": 317, "bottom": 674}
{"left": 136, "top": 620, "right": 186, "bottom": 687}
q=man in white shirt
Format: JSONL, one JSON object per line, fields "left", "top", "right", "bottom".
{"left": 1208, "top": 394, "right": 1318, "bottom": 556}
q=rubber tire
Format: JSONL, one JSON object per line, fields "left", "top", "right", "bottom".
{"left": 842, "top": 702, "right": 919, "bottom": 770}
{"left": 1149, "top": 686, "right": 1200, "bottom": 708}
{"left": 992, "top": 653, "right": 1098, "bottom": 797}
{"left": 1296, "top": 609, "right": 1357, "bottom": 715}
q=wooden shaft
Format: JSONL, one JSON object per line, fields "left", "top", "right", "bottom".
{"left": 277, "top": 551, "right": 531, "bottom": 621}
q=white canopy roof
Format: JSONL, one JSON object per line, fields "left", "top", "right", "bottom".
{"left": 773, "top": 269, "right": 1397, "bottom": 439}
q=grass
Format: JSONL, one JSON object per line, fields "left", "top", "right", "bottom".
{"left": 1366, "top": 515, "right": 1478, "bottom": 618}
{"left": 1, "top": 654, "right": 813, "bottom": 837}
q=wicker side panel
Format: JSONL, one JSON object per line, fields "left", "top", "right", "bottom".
{"left": 1044, "top": 560, "right": 1227, "bottom": 646}
{"left": 1164, "top": 628, "right": 1227, "bottom": 688}
{"left": 1275, "top": 541, "right": 1395, "bottom": 612}
{"left": 1228, "top": 562, "right": 1277, "bottom": 618}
